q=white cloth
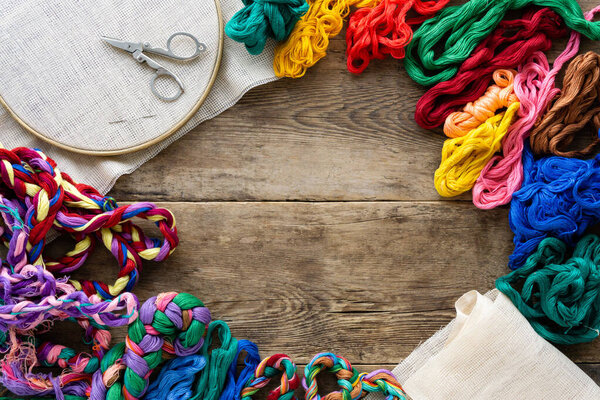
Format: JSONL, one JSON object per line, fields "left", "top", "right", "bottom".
{"left": 0, "top": 0, "right": 277, "bottom": 193}
{"left": 369, "top": 290, "right": 600, "bottom": 400}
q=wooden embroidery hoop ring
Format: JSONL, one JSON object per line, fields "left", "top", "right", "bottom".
{"left": 0, "top": 0, "right": 223, "bottom": 157}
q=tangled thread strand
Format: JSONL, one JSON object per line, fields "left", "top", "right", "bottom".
{"left": 273, "top": 0, "right": 380, "bottom": 78}
{"left": 225, "top": 0, "right": 309, "bottom": 55}
{"left": 405, "top": 0, "right": 600, "bottom": 86}
{"left": 497, "top": 235, "right": 600, "bottom": 345}
{"left": 530, "top": 51, "right": 600, "bottom": 157}
{"left": 0, "top": 146, "right": 178, "bottom": 299}
{"left": 241, "top": 353, "right": 300, "bottom": 400}
{"left": 345, "top": 0, "right": 449, "bottom": 74}
{"left": 414, "top": 7, "right": 566, "bottom": 130}
{"left": 443, "top": 69, "right": 519, "bottom": 138}
{"left": 508, "top": 143, "right": 600, "bottom": 270}
{"left": 434, "top": 102, "right": 520, "bottom": 197}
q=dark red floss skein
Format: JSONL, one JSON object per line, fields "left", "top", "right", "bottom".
{"left": 414, "top": 7, "right": 567, "bottom": 130}
{"left": 346, "top": 0, "right": 450, "bottom": 74}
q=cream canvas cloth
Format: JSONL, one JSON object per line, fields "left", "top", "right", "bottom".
{"left": 0, "top": 0, "right": 277, "bottom": 194}
{"left": 369, "top": 290, "right": 600, "bottom": 400}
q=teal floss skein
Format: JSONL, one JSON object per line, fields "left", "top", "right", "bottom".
{"left": 226, "top": 0, "right": 309, "bottom": 55}
{"left": 405, "top": 0, "right": 600, "bottom": 86}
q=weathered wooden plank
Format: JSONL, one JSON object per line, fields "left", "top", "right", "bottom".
{"left": 65, "top": 201, "right": 600, "bottom": 364}
{"left": 111, "top": 0, "right": 600, "bottom": 202}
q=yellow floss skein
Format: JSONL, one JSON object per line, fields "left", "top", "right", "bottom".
{"left": 434, "top": 102, "right": 520, "bottom": 197}
{"left": 273, "top": 0, "right": 380, "bottom": 78}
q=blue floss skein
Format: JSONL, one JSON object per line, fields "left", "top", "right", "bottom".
{"left": 509, "top": 138, "right": 600, "bottom": 270}
{"left": 144, "top": 355, "right": 207, "bottom": 400}
{"left": 220, "top": 339, "right": 262, "bottom": 400}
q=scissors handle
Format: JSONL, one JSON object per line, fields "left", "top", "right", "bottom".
{"left": 134, "top": 52, "right": 184, "bottom": 101}
{"left": 142, "top": 32, "right": 206, "bottom": 61}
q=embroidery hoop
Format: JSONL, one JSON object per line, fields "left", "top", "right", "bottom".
{"left": 0, "top": 0, "right": 223, "bottom": 157}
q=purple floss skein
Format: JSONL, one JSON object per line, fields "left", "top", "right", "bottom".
{"left": 509, "top": 139, "right": 600, "bottom": 269}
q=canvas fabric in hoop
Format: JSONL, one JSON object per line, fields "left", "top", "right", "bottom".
{"left": 0, "top": 0, "right": 277, "bottom": 192}
{"left": 0, "top": 0, "right": 224, "bottom": 155}
{"left": 366, "top": 290, "right": 600, "bottom": 400}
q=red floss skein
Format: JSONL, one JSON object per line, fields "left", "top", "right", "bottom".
{"left": 346, "top": 0, "right": 449, "bottom": 74}
{"left": 414, "top": 7, "right": 567, "bottom": 130}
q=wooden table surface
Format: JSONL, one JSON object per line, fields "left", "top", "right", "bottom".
{"left": 91, "top": 1, "right": 600, "bottom": 390}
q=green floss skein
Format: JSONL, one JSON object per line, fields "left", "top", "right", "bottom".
{"left": 191, "top": 320, "right": 238, "bottom": 400}
{"left": 497, "top": 235, "right": 600, "bottom": 345}
{"left": 406, "top": 0, "right": 600, "bottom": 86}
{"left": 225, "top": 0, "right": 309, "bottom": 55}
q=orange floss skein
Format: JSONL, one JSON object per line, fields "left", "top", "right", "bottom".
{"left": 444, "top": 70, "right": 519, "bottom": 138}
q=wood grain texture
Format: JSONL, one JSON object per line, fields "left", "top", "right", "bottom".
{"left": 68, "top": 202, "right": 600, "bottom": 366}
{"left": 43, "top": 0, "right": 600, "bottom": 396}
{"left": 112, "top": 1, "right": 600, "bottom": 203}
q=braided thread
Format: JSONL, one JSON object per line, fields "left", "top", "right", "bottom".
{"left": 0, "top": 146, "right": 178, "bottom": 299}
{"left": 303, "top": 352, "right": 361, "bottom": 400}
{"left": 241, "top": 353, "right": 299, "bottom": 400}
{"left": 497, "top": 235, "right": 600, "bottom": 345}
{"left": 359, "top": 370, "right": 407, "bottom": 400}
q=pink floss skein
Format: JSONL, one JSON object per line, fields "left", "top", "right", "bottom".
{"left": 472, "top": 6, "right": 600, "bottom": 210}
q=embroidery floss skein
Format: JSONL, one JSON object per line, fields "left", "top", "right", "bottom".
{"left": 273, "top": 0, "right": 380, "bottom": 78}
{"left": 0, "top": 146, "right": 178, "bottom": 299}
{"left": 497, "top": 235, "right": 600, "bottom": 345}
{"left": 443, "top": 69, "right": 519, "bottom": 138}
{"left": 434, "top": 102, "right": 520, "bottom": 197}
{"left": 345, "top": 0, "right": 449, "bottom": 74}
{"left": 414, "top": 8, "right": 566, "bottom": 130}
{"left": 472, "top": 5, "right": 600, "bottom": 209}
{"left": 508, "top": 144, "right": 600, "bottom": 270}
{"left": 225, "top": 0, "right": 309, "bottom": 55}
{"left": 404, "top": 0, "right": 600, "bottom": 86}
{"left": 530, "top": 51, "right": 600, "bottom": 157}
{"left": 240, "top": 353, "right": 300, "bottom": 399}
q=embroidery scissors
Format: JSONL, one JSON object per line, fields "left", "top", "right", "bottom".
{"left": 101, "top": 32, "right": 206, "bottom": 101}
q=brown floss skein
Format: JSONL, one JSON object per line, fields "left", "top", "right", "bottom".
{"left": 531, "top": 51, "right": 600, "bottom": 157}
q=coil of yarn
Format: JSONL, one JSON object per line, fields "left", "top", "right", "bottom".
{"left": 434, "top": 102, "right": 520, "bottom": 197}
{"left": 225, "top": 0, "right": 309, "bottom": 55}
{"left": 443, "top": 70, "right": 519, "bottom": 138}
{"left": 273, "top": 0, "right": 380, "bottom": 78}
{"left": 0, "top": 146, "right": 178, "bottom": 299}
{"left": 241, "top": 353, "right": 300, "bottom": 400}
{"left": 497, "top": 235, "right": 600, "bottom": 345}
{"left": 414, "top": 7, "right": 565, "bottom": 130}
{"left": 345, "top": 0, "right": 449, "bottom": 74}
{"left": 404, "top": 0, "right": 600, "bottom": 87}
{"left": 508, "top": 144, "right": 600, "bottom": 270}
{"left": 530, "top": 51, "right": 600, "bottom": 157}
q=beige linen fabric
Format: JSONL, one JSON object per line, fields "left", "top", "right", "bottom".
{"left": 0, "top": 0, "right": 277, "bottom": 193}
{"left": 369, "top": 290, "right": 600, "bottom": 400}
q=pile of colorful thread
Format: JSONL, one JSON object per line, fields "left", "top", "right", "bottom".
{"left": 0, "top": 146, "right": 406, "bottom": 399}
{"left": 227, "top": 0, "right": 600, "bottom": 347}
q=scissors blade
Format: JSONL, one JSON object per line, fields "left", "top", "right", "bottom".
{"left": 100, "top": 36, "right": 138, "bottom": 54}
